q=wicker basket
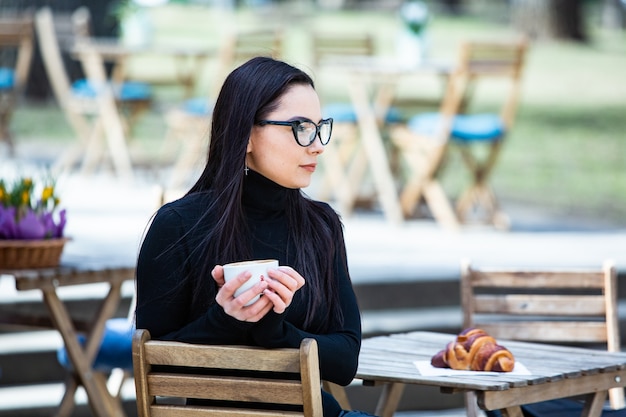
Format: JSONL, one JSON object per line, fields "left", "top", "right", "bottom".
{"left": 0, "top": 238, "right": 68, "bottom": 269}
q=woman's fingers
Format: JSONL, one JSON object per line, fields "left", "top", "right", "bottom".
{"left": 262, "top": 288, "right": 288, "bottom": 314}
{"left": 269, "top": 266, "right": 305, "bottom": 291}
{"left": 211, "top": 265, "right": 225, "bottom": 287}
{"left": 215, "top": 271, "right": 270, "bottom": 322}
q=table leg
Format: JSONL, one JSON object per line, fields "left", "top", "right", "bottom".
{"left": 500, "top": 406, "right": 524, "bottom": 417}
{"left": 42, "top": 283, "right": 126, "bottom": 417}
{"left": 374, "top": 382, "right": 405, "bottom": 417}
{"left": 349, "top": 79, "right": 404, "bottom": 225}
{"left": 581, "top": 391, "right": 608, "bottom": 417}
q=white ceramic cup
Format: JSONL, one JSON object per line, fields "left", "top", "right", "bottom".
{"left": 222, "top": 259, "right": 278, "bottom": 306}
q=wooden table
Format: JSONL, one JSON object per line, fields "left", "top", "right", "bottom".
{"left": 1, "top": 263, "right": 135, "bottom": 417}
{"left": 357, "top": 331, "right": 626, "bottom": 417}
{"left": 329, "top": 58, "right": 451, "bottom": 225}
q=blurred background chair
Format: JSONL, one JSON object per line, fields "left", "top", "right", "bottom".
{"left": 461, "top": 259, "right": 624, "bottom": 417}
{"left": 35, "top": 6, "right": 151, "bottom": 178}
{"left": 132, "top": 329, "right": 323, "bottom": 417}
{"left": 391, "top": 37, "right": 527, "bottom": 229}
{"left": 160, "top": 27, "right": 283, "bottom": 192}
{"left": 0, "top": 11, "right": 34, "bottom": 156}
{"left": 452, "top": 39, "right": 528, "bottom": 227}
{"left": 310, "top": 31, "right": 377, "bottom": 211}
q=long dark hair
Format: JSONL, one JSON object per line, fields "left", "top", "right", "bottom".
{"left": 187, "top": 57, "right": 344, "bottom": 331}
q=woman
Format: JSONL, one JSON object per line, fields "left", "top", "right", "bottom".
{"left": 136, "top": 56, "right": 374, "bottom": 417}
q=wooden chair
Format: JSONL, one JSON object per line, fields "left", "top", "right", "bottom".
{"left": 461, "top": 259, "right": 624, "bottom": 417}
{"left": 132, "top": 329, "right": 324, "bottom": 417}
{"left": 35, "top": 7, "right": 149, "bottom": 178}
{"left": 0, "top": 12, "right": 34, "bottom": 155}
{"left": 391, "top": 38, "right": 528, "bottom": 230}
{"left": 161, "top": 27, "right": 283, "bottom": 190}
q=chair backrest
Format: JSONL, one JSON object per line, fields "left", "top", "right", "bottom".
{"left": 34, "top": 7, "right": 95, "bottom": 136}
{"left": 132, "top": 329, "right": 324, "bottom": 417}
{"left": 311, "top": 31, "right": 374, "bottom": 68}
{"left": 445, "top": 38, "right": 528, "bottom": 129}
{"left": 461, "top": 258, "right": 624, "bottom": 409}
{"left": 34, "top": 7, "right": 76, "bottom": 110}
{"left": 0, "top": 12, "right": 34, "bottom": 93}
{"left": 211, "top": 28, "right": 283, "bottom": 97}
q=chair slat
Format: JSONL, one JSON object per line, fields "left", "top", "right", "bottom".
{"left": 475, "top": 321, "right": 609, "bottom": 343}
{"left": 151, "top": 404, "right": 304, "bottom": 417}
{"left": 145, "top": 341, "right": 301, "bottom": 372}
{"left": 474, "top": 294, "right": 607, "bottom": 316}
{"left": 470, "top": 270, "right": 605, "bottom": 289}
{"left": 147, "top": 374, "right": 303, "bottom": 405}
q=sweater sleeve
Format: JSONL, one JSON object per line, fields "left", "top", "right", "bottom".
{"left": 136, "top": 203, "right": 253, "bottom": 344}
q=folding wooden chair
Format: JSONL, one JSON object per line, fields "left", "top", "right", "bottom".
{"left": 132, "top": 329, "right": 324, "bottom": 417}
{"left": 35, "top": 7, "right": 150, "bottom": 178}
{"left": 161, "top": 27, "right": 283, "bottom": 190}
{"left": 391, "top": 38, "right": 528, "bottom": 229}
{"left": 0, "top": 12, "right": 34, "bottom": 155}
{"left": 452, "top": 39, "right": 528, "bottom": 227}
{"left": 461, "top": 259, "right": 624, "bottom": 417}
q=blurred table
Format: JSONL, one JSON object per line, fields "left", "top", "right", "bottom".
{"left": 334, "top": 57, "right": 451, "bottom": 225}
{"left": 357, "top": 331, "right": 626, "bottom": 417}
{"left": 1, "top": 262, "right": 135, "bottom": 417}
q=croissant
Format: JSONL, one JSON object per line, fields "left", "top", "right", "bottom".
{"left": 430, "top": 328, "right": 515, "bottom": 372}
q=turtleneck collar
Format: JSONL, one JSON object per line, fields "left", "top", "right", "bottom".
{"left": 242, "top": 169, "right": 290, "bottom": 215}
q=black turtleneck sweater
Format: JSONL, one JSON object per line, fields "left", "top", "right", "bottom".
{"left": 136, "top": 170, "right": 362, "bottom": 417}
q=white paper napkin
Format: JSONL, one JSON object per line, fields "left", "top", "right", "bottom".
{"left": 414, "top": 360, "right": 531, "bottom": 376}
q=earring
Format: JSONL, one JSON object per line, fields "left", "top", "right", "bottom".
{"left": 244, "top": 164, "right": 249, "bottom": 176}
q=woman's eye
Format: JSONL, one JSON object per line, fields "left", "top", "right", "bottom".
{"left": 296, "top": 122, "right": 314, "bottom": 132}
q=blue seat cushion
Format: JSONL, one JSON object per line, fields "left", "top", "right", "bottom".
{"left": 521, "top": 398, "right": 626, "bottom": 417}
{"left": 407, "top": 112, "right": 505, "bottom": 142}
{"left": 323, "top": 102, "right": 403, "bottom": 124}
{"left": 71, "top": 79, "right": 152, "bottom": 101}
{"left": 452, "top": 113, "right": 505, "bottom": 142}
{"left": 56, "top": 318, "right": 135, "bottom": 372}
{"left": 182, "top": 97, "right": 213, "bottom": 115}
{"left": 0, "top": 68, "right": 15, "bottom": 90}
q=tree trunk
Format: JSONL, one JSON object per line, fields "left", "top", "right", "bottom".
{"left": 511, "top": 0, "right": 588, "bottom": 42}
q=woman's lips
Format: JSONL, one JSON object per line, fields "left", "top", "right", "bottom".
{"left": 301, "top": 163, "right": 317, "bottom": 172}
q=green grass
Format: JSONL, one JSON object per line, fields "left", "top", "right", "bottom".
{"left": 11, "top": 3, "right": 626, "bottom": 223}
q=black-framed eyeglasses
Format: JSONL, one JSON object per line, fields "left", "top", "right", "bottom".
{"left": 257, "top": 118, "right": 333, "bottom": 147}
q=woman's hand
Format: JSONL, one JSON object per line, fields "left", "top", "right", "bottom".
{"left": 262, "top": 266, "right": 306, "bottom": 314}
{"left": 212, "top": 265, "right": 273, "bottom": 322}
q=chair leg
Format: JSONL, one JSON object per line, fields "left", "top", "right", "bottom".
{"left": 455, "top": 141, "right": 505, "bottom": 226}
{"left": 322, "top": 381, "right": 351, "bottom": 410}
{"left": 56, "top": 375, "right": 79, "bottom": 417}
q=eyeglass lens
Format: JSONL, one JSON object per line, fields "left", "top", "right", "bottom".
{"left": 296, "top": 120, "right": 332, "bottom": 146}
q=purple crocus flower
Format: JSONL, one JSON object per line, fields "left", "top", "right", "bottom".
{"left": 0, "top": 206, "right": 18, "bottom": 239}
{"left": 16, "top": 209, "right": 46, "bottom": 240}
{"left": 55, "top": 209, "right": 67, "bottom": 238}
